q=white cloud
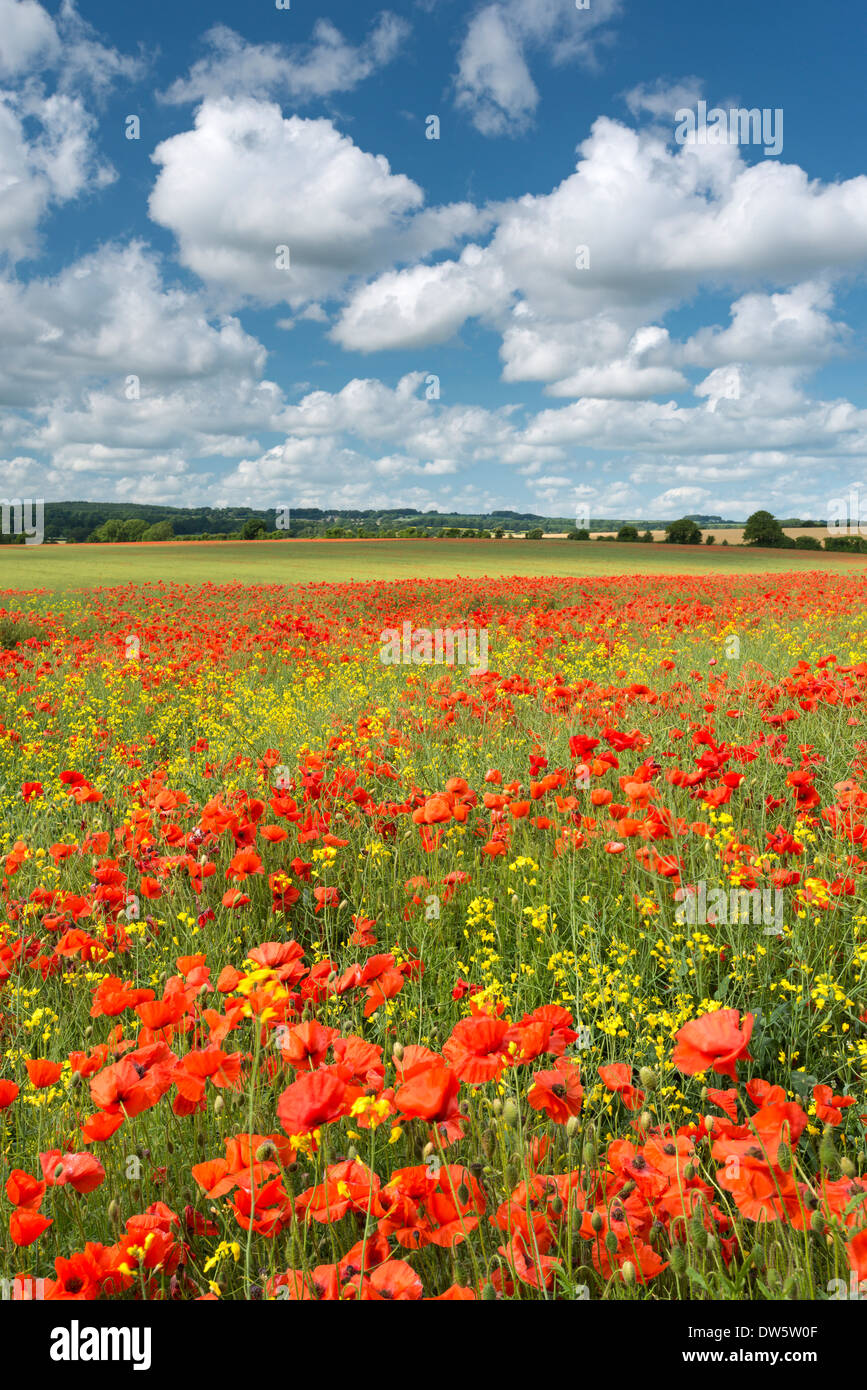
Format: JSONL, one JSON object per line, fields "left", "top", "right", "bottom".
{"left": 160, "top": 14, "right": 409, "bottom": 105}
{"left": 334, "top": 115, "right": 867, "bottom": 385}
{"left": 149, "top": 100, "right": 490, "bottom": 307}
{"left": 454, "top": 0, "right": 621, "bottom": 136}
{"left": 0, "top": 0, "right": 58, "bottom": 78}
{"left": 0, "top": 88, "right": 114, "bottom": 259}
{"left": 0, "top": 0, "right": 143, "bottom": 94}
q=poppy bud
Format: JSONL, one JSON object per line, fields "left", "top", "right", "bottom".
{"left": 69, "top": 1071, "right": 82, "bottom": 1089}
{"left": 551, "top": 1197, "right": 564, "bottom": 1217}
{"left": 492, "top": 1099, "right": 503, "bottom": 1117}
{"left": 392, "top": 1042, "right": 404, "bottom": 1062}
{"left": 840, "top": 1157, "right": 856, "bottom": 1178}
{"left": 638, "top": 1067, "right": 658, "bottom": 1091}
{"left": 638, "top": 1111, "right": 653, "bottom": 1130}
{"left": 504, "top": 1156, "right": 522, "bottom": 1188}
{"left": 457, "top": 1183, "right": 470, "bottom": 1206}
{"left": 669, "top": 1243, "right": 686, "bottom": 1275}
{"left": 810, "top": 1209, "right": 825, "bottom": 1235}
{"left": 591, "top": 1211, "right": 604, "bottom": 1233}
{"left": 255, "top": 1141, "right": 277, "bottom": 1163}
{"left": 684, "top": 1162, "right": 696, "bottom": 1181}
{"left": 214, "top": 1096, "right": 224, "bottom": 1115}
{"left": 108, "top": 1199, "right": 121, "bottom": 1228}
{"left": 347, "top": 1145, "right": 358, "bottom": 1162}
{"left": 619, "top": 1180, "right": 636, "bottom": 1198}
{"left": 54, "top": 1162, "right": 65, "bottom": 1180}
{"left": 482, "top": 1282, "right": 497, "bottom": 1301}
{"left": 481, "top": 1129, "right": 496, "bottom": 1159}
{"left": 705, "top": 1233, "right": 716, "bottom": 1255}
{"left": 819, "top": 1126, "right": 837, "bottom": 1171}
{"left": 621, "top": 1260, "right": 636, "bottom": 1287}
{"left": 565, "top": 1115, "right": 580, "bottom": 1139}
{"left": 604, "top": 1231, "right": 618, "bottom": 1254}
{"left": 776, "top": 1141, "right": 792, "bottom": 1172}
{"left": 503, "top": 1099, "right": 519, "bottom": 1126}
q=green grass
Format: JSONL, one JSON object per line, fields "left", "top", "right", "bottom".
{"left": 1, "top": 537, "right": 864, "bottom": 591}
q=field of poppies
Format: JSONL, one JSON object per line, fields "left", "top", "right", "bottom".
{"left": 1, "top": 570, "right": 866, "bottom": 1303}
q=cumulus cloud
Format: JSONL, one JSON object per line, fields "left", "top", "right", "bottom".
{"left": 0, "top": 0, "right": 143, "bottom": 95}
{"left": 334, "top": 115, "right": 867, "bottom": 389}
{"left": 0, "top": 88, "right": 115, "bottom": 259}
{"left": 454, "top": 0, "right": 621, "bottom": 136}
{"left": 149, "top": 100, "right": 491, "bottom": 307}
{"left": 160, "top": 13, "right": 409, "bottom": 105}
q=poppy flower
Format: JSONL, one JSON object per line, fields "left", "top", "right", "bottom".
{"left": 528, "top": 1058, "right": 583, "bottom": 1123}
{"left": 11, "top": 1209, "right": 52, "bottom": 1246}
{"left": 672, "top": 1008, "right": 754, "bottom": 1081}
{"left": 0, "top": 1079, "right": 19, "bottom": 1109}
{"left": 25, "top": 1059, "right": 63, "bottom": 1089}
{"left": 277, "top": 1069, "right": 349, "bottom": 1136}
{"left": 442, "top": 1016, "right": 511, "bottom": 1084}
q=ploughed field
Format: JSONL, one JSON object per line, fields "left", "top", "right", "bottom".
{"left": 0, "top": 571, "right": 865, "bottom": 1301}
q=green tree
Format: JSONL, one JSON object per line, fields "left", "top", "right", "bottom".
{"left": 665, "top": 517, "right": 702, "bottom": 545}
{"left": 704, "top": 533, "right": 715, "bottom": 545}
{"left": 242, "top": 518, "right": 267, "bottom": 540}
{"left": 141, "top": 520, "right": 174, "bottom": 542}
{"left": 616, "top": 524, "right": 639, "bottom": 542}
{"left": 120, "top": 518, "right": 149, "bottom": 542}
{"left": 640, "top": 530, "right": 654, "bottom": 543}
{"left": 742, "top": 510, "right": 786, "bottom": 547}
{"left": 526, "top": 528, "right": 544, "bottom": 539}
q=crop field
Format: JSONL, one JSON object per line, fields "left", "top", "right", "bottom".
{"left": 0, "top": 569, "right": 866, "bottom": 1304}
{"left": 1, "top": 537, "right": 866, "bottom": 592}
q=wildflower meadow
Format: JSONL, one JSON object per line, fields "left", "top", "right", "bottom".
{"left": 0, "top": 570, "right": 865, "bottom": 1325}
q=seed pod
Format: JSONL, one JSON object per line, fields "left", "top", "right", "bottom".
{"left": 819, "top": 1131, "right": 837, "bottom": 1171}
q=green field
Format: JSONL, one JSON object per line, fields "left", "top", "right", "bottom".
{"left": 0, "top": 537, "right": 864, "bottom": 591}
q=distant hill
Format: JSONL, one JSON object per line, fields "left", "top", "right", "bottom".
{"left": 22, "top": 502, "right": 825, "bottom": 544}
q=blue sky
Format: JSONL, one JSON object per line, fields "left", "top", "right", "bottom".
{"left": 2, "top": 0, "right": 866, "bottom": 520}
